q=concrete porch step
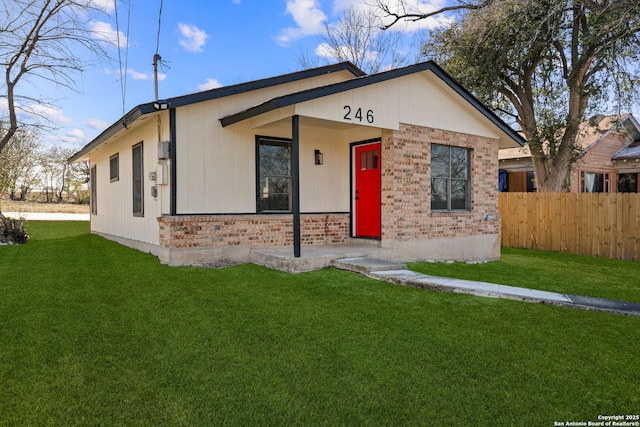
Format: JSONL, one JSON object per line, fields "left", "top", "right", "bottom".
{"left": 250, "top": 244, "right": 392, "bottom": 273}
{"left": 331, "top": 257, "right": 407, "bottom": 275}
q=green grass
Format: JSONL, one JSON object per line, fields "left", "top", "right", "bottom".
{"left": 1, "top": 222, "right": 639, "bottom": 426}
{"left": 409, "top": 247, "right": 640, "bottom": 303}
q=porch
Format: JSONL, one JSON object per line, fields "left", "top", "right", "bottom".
{"left": 250, "top": 240, "right": 391, "bottom": 273}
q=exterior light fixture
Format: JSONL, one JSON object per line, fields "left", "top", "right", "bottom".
{"left": 153, "top": 100, "right": 169, "bottom": 110}
{"left": 314, "top": 149, "right": 323, "bottom": 165}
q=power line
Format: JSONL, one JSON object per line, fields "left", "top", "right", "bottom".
{"left": 153, "top": 0, "right": 170, "bottom": 101}
{"left": 123, "top": 0, "right": 131, "bottom": 111}
{"left": 114, "top": 0, "right": 124, "bottom": 115}
{"left": 156, "top": 0, "right": 163, "bottom": 57}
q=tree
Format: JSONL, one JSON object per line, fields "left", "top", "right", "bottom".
{"left": 377, "top": 0, "right": 640, "bottom": 191}
{"left": 0, "top": 0, "right": 111, "bottom": 154}
{"left": 0, "top": 124, "right": 41, "bottom": 200}
{"left": 298, "top": 6, "right": 413, "bottom": 74}
{"left": 38, "top": 145, "right": 80, "bottom": 203}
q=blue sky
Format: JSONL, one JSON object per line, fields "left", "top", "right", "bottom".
{"left": 12, "top": 0, "right": 638, "bottom": 151}
{"left": 27, "top": 0, "right": 445, "bottom": 150}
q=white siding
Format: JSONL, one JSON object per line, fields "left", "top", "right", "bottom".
{"left": 90, "top": 113, "right": 170, "bottom": 245}
{"left": 176, "top": 109, "right": 377, "bottom": 213}
{"left": 295, "top": 71, "right": 504, "bottom": 141}
{"left": 174, "top": 71, "right": 372, "bottom": 215}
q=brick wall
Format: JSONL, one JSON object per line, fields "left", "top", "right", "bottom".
{"left": 381, "top": 123, "right": 500, "bottom": 242}
{"left": 158, "top": 213, "right": 349, "bottom": 249}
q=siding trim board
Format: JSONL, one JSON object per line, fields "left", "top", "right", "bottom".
{"left": 170, "top": 108, "right": 177, "bottom": 216}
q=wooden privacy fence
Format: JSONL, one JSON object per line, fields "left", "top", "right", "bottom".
{"left": 499, "top": 192, "right": 640, "bottom": 261}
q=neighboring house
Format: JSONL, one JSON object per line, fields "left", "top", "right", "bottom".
{"left": 499, "top": 113, "right": 640, "bottom": 192}
{"left": 69, "top": 61, "right": 524, "bottom": 270}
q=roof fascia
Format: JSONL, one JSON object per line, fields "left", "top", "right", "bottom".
{"left": 622, "top": 113, "right": 640, "bottom": 141}
{"left": 167, "top": 61, "right": 365, "bottom": 109}
{"left": 68, "top": 104, "right": 154, "bottom": 163}
{"left": 220, "top": 61, "right": 526, "bottom": 147}
{"left": 68, "top": 62, "right": 365, "bottom": 163}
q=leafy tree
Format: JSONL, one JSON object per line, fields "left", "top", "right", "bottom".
{"left": 377, "top": 0, "right": 640, "bottom": 191}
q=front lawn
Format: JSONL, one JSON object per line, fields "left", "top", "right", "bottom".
{"left": 1, "top": 222, "right": 638, "bottom": 426}
{"left": 409, "top": 247, "right": 640, "bottom": 303}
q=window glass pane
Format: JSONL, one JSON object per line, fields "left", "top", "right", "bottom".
{"left": 431, "top": 144, "right": 449, "bottom": 178}
{"left": 618, "top": 173, "right": 638, "bottom": 193}
{"left": 260, "top": 144, "right": 290, "bottom": 176}
{"left": 132, "top": 143, "right": 143, "bottom": 216}
{"left": 90, "top": 166, "right": 97, "bottom": 215}
{"left": 258, "top": 138, "right": 291, "bottom": 212}
{"left": 373, "top": 150, "right": 379, "bottom": 169}
{"left": 451, "top": 147, "right": 469, "bottom": 179}
{"left": 431, "top": 178, "right": 448, "bottom": 210}
{"left": 110, "top": 154, "right": 119, "bottom": 182}
{"left": 526, "top": 171, "right": 536, "bottom": 192}
{"left": 431, "top": 144, "right": 471, "bottom": 211}
{"left": 360, "top": 152, "right": 366, "bottom": 170}
{"left": 451, "top": 180, "right": 469, "bottom": 210}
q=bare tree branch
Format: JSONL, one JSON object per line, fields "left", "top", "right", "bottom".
{"left": 0, "top": 0, "right": 113, "bottom": 154}
{"left": 375, "top": 0, "right": 494, "bottom": 30}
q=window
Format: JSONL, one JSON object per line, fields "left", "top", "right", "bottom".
{"left": 256, "top": 136, "right": 291, "bottom": 212}
{"left": 90, "top": 165, "right": 97, "bottom": 215}
{"left": 617, "top": 173, "right": 638, "bottom": 193}
{"left": 431, "top": 144, "right": 471, "bottom": 211}
{"left": 581, "top": 171, "right": 609, "bottom": 193}
{"left": 110, "top": 153, "right": 119, "bottom": 182}
{"left": 132, "top": 142, "right": 144, "bottom": 216}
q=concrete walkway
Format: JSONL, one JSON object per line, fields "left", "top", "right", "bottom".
{"left": 332, "top": 257, "right": 640, "bottom": 317}
{"left": 3, "top": 212, "right": 90, "bottom": 221}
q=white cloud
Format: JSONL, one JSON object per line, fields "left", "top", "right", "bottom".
{"left": 109, "top": 68, "right": 166, "bottom": 81}
{"left": 87, "top": 118, "right": 109, "bottom": 130}
{"left": 198, "top": 78, "right": 223, "bottom": 91}
{"left": 315, "top": 42, "right": 341, "bottom": 60}
{"left": 278, "top": 0, "right": 327, "bottom": 45}
{"left": 89, "top": 21, "right": 127, "bottom": 48}
{"left": 66, "top": 129, "right": 86, "bottom": 140}
{"left": 87, "top": 0, "right": 115, "bottom": 13}
{"left": 24, "top": 104, "right": 72, "bottom": 125}
{"left": 0, "top": 99, "right": 71, "bottom": 125}
{"left": 178, "top": 23, "right": 209, "bottom": 52}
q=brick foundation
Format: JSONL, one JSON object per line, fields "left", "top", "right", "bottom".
{"left": 158, "top": 213, "right": 350, "bottom": 250}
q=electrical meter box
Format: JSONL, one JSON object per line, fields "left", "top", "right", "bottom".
{"left": 158, "top": 140, "right": 170, "bottom": 159}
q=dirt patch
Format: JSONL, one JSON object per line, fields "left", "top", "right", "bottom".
{"left": 0, "top": 200, "right": 90, "bottom": 214}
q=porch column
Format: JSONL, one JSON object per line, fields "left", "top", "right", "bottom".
{"left": 292, "top": 115, "right": 301, "bottom": 257}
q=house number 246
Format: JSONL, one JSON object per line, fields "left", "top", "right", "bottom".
{"left": 343, "top": 105, "right": 374, "bottom": 123}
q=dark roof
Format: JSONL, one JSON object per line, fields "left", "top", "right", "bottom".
{"left": 613, "top": 140, "right": 640, "bottom": 160}
{"left": 69, "top": 62, "right": 366, "bottom": 163}
{"left": 220, "top": 61, "right": 526, "bottom": 147}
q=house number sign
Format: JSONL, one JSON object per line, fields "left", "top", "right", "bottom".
{"left": 343, "top": 105, "right": 374, "bottom": 124}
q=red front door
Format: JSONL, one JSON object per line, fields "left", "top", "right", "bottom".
{"left": 354, "top": 142, "right": 381, "bottom": 238}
